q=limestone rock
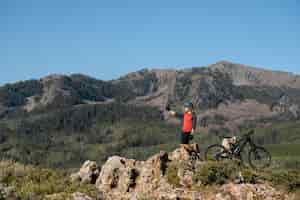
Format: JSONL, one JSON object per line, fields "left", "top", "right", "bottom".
{"left": 95, "top": 148, "right": 205, "bottom": 200}
{"left": 71, "top": 160, "right": 100, "bottom": 184}
{"left": 217, "top": 183, "right": 290, "bottom": 200}
{"left": 71, "top": 192, "right": 94, "bottom": 200}
{"left": 0, "top": 184, "right": 18, "bottom": 200}
{"left": 90, "top": 147, "right": 292, "bottom": 200}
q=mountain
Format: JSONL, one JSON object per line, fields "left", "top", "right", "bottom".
{"left": 209, "top": 61, "right": 300, "bottom": 88}
{"left": 1, "top": 61, "right": 300, "bottom": 128}
{"left": 0, "top": 61, "right": 300, "bottom": 169}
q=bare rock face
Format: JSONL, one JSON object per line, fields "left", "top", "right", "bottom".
{"left": 71, "top": 160, "right": 100, "bottom": 184}
{"left": 71, "top": 192, "right": 94, "bottom": 200}
{"left": 79, "top": 147, "right": 292, "bottom": 200}
{"left": 95, "top": 152, "right": 173, "bottom": 199}
{"left": 0, "top": 184, "right": 18, "bottom": 200}
{"left": 216, "top": 183, "right": 290, "bottom": 200}
{"left": 177, "top": 162, "right": 195, "bottom": 188}
{"left": 129, "top": 69, "right": 178, "bottom": 108}
{"left": 209, "top": 61, "right": 300, "bottom": 88}
{"left": 95, "top": 147, "right": 205, "bottom": 200}
{"left": 169, "top": 144, "right": 199, "bottom": 161}
{"left": 95, "top": 156, "right": 140, "bottom": 195}
{"left": 40, "top": 75, "right": 80, "bottom": 108}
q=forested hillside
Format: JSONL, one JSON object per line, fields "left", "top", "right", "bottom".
{"left": 0, "top": 61, "right": 300, "bottom": 169}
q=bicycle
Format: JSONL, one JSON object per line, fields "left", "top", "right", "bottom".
{"left": 204, "top": 130, "right": 272, "bottom": 169}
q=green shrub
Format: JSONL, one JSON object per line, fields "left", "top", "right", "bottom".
{"left": 166, "top": 161, "right": 181, "bottom": 187}
{"left": 193, "top": 161, "right": 240, "bottom": 185}
{"left": 0, "top": 161, "right": 98, "bottom": 199}
{"left": 262, "top": 170, "right": 300, "bottom": 192}
{"left": 240, "top": 169, "right": 259, "bottom": 184}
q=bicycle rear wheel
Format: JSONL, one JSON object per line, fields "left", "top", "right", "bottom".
{"left": 248, "top": 146, "right": 271, "bottom": 169}
{"left": 205, "top": 144, "right": 228, "bottom": 161}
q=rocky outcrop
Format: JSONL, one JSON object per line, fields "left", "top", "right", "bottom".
{"left": 131, "top": 69, "right": 177, "bottom": 108}
{"left": 70, "top": 147, "right": 293, "bottom": 200}
{"left": 70, "top": 160, "right": 100, "bottom": 184}
{"left": 209, "top": 61, "right": 300, "bottom": 88}
{"left": 0, "top": 184, "right": 18, "bottom": 200}
{"left": 271, "top": 95, "right": 300, "bottom": 118}
{"left": 215, "top": 183, "right": 293, "bottom": 200}
{"left": 40, "top": 75, "right": 80, "bottom": 108}
{"left": 45, "top": 192, "right": 97, "bottom": 200}
{"left": 71, "top": 192, "right": 95, "bottom": 200}
{"left": 95, "top": 152, "right": 174, "bottom": 199}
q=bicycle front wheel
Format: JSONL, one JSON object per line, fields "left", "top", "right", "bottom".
{"left": 205, "top": 144, "right": 228, "bottom": 161}
{"left": 248, "top": 147, "right": 271, "bottom": 169}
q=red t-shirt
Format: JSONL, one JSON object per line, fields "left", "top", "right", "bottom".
{"left": 182, "top": 113, "right": 193, "bottom": 133}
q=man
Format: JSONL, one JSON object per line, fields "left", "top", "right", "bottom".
{"left": 166, "top": 102, "right": 197, "bottom": 151}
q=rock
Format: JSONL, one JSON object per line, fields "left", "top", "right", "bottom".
{"left": 178, "top": 166, "right": 194, "bottom": 187}
{"left": 71, "top": 160, "right": 100, "bottom": 184}
{"left": 157, "top": 188, "right": 202, "bottom": 200}
{"left": 96, "top": 156, "right": 140, "bottom": 195}
{"left": 95, "top": 148, "right": 205, "bottom": 200}
{"left": 289, "top": 104, "right": 300, "bottom": 118}
{"left": 169, "top": 144, "right": 200, "bottom": 161}
{"left": 177, "top": 160, "right": 198, "bottom": 188}
{"left": 96, "top": 152, "right": 173, "bottom": 199}
{"left": 93, "top": 147, "right": 292, "bottom": 200}
{"left": 0, "top": 184, "right": 18, "bottom": 200}
{"left": 72, "top": 192, "right": 94, "bottom": 200}
{"left": 215, "top": 193, "right": 232, "bottom": 200}
{"left": 218, "top": 183, "right": 290, "bottom": 200}
{"left": 46, "top": 192, "right": 103, "bottom": 200}
{"left": 45, "top": 193, "right": 66, "bottom": 200}
{"left": 70, "top": 173, "right": 81, "bottom": 183}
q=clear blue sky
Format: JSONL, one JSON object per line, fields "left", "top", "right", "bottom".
{"left": 1, "top": 0, "right": 299, "bottom": 85}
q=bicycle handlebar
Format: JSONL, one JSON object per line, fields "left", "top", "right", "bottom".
{"left": 245, "top": 130, "right": 254, "bottom": 137}
{"left": 213, "top": 129, "right": 254, "bottom": 141}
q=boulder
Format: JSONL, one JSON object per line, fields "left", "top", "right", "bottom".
{"left": 91, "top": 146, "right": 292, "bottom": 200}
{"left": 169, "top": 143, "right": 200, "bottom": 161}
{"left": 0, "top": 184, "right": 18, "bottom": 200}
{"left": 45, "top": 192, "right": 103, "bottom": 200}
{"left": 95, "top": 148, "right": 205, "bottom": 200}
{"left": 71, "top": 160, "right": 100, "bottom": 184}
{"left": 217, "top": 183, "right": 290, "bottom": 200}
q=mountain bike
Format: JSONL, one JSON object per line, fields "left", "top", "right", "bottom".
{"left": 204, "top": 130, "right": 272, "bottom": 169}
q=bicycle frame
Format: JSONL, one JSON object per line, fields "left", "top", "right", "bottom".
{"left": 231, "top": 134, "right": 256, "bottom": 157}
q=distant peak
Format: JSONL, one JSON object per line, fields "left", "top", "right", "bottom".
{"left": 209, "top": 60, "right": 259, "bottom": 72}
{"left": 215, "top": 60, "right": 235, "bottom": 65}
{"left": 42, "top": 74, "right": 66, "bottom": 81}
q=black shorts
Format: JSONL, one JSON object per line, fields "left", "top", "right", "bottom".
{"left": 181, "top": 132, "right": 191, "bottom": 144}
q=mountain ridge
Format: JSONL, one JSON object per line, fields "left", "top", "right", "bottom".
{"left": 2, "top": 60, "right": 300, "bottom": 128}
{"left": 1, "top": 61, "right": 300, "bottom": 169}
{"left": 1, "top": 61, "right": 300, "bottom": 108}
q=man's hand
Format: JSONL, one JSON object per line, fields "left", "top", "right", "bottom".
{"left": 165, "top": 104, "right": 175, "bottom": 116}
{"left": 169, "top": 111, "right": 176, "bottom": 116}
{"left": 191, "top": 129, "right": 195, "bottom": 134}
{"left": 165, "top": 104, "right": 171, "bottom": 111}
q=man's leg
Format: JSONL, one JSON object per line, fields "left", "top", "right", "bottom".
{"left": 181, "top": 133, "right": 194, "bottom": 152}
{"left": 180, "top": 133, "right": 189, "bottom": 156}
{"left": 190, "top": 143, "right": 200, "bottom": 153}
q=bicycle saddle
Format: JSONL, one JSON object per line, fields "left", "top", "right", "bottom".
{"left": 222, "top": 136, "right": 234, "bottom": 139}
{"left": 245, "top": 130, "right": 255, "bottom": 136}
